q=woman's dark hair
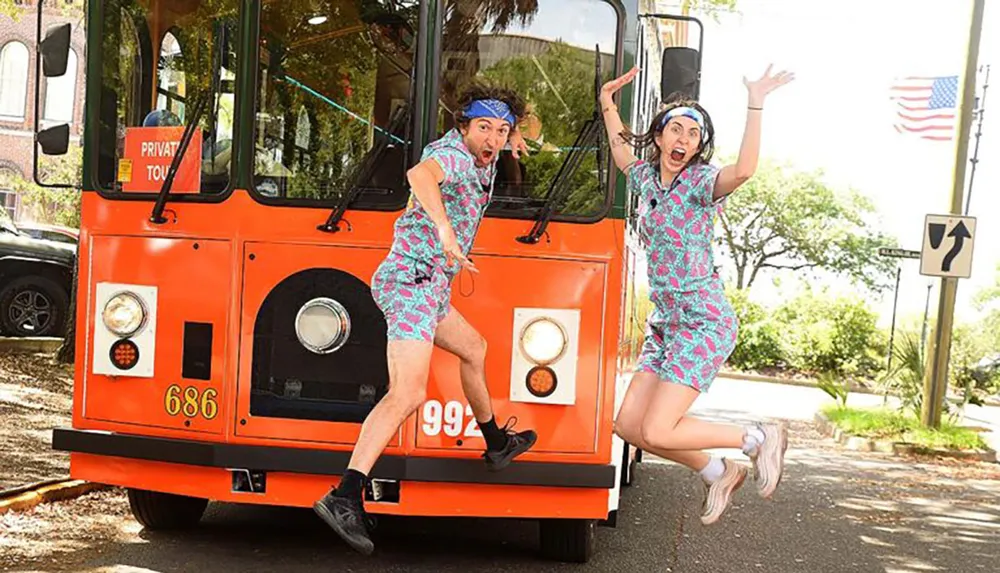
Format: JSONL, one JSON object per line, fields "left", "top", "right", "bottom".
{"left": 619, "top": 91, "right": 715, "bottom": 169}
{"left": 454, "top": 79, "right": 528, "bottom": 127}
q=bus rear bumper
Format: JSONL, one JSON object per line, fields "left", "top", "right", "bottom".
{"left": 53, "top": 428, "right": 617, "bottom": 519}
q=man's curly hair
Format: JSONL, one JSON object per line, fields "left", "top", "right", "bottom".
{"left": 454, "top": 79, "right": 528, "bottom": 127}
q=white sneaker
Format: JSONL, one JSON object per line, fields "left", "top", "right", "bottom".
{"left": 700, "top": 459, "right": 749, "bottom": 525}
{"left": 749, "top": 423, "right": 788, "bottom": 499}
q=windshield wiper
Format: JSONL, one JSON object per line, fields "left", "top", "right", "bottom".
{"left": 150, "top": 93, "right": 209, "bottom": 224}
{"left": 318, "top": 104, "right": 410, "bottom": 233}
{"left": 517, "top": 45, "right": 606, "bottom": 244}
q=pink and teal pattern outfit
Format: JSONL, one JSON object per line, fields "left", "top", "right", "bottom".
{"left": 629, "top": 159, "right": 738, "bottom": 392}
{"left": 371, "top": 129, "right": 495, "bottom": 342}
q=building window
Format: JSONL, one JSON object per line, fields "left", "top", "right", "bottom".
{"left": 0, "top": 189, "right": 18, "bottom": 221}
{"left": 43, "top": 48, "right": 78, "bottom": 123}
{"left": 0, "top": 41, "right": 30, "bottom": 119}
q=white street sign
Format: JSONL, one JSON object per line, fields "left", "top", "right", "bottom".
{"left": 920, "top": 214, "right": 977, "bottom": 278}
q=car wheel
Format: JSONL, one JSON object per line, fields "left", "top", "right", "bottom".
{"left": 0, "top": 276, "right": 69, "bottom": 337}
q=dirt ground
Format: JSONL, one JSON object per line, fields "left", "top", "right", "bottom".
{"left": 0, "top": 351, "right": 74, "bottom": 492}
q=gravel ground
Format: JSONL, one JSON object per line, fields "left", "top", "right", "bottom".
{"left": 0, "top": 352, "right": 74, "bottom": 491}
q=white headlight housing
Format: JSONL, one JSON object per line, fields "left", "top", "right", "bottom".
{"left": 295, "top": 298, "right": 351, "bottom": 354}
{"left": 102, "top": 292, "right": 146, "bottom": 337}
{"left": 520, "top": 317, "right": 567, "bottom": 365}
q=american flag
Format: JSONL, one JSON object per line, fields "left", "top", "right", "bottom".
{"left": 890, "top": 75, "right": 958, "bottom": 141}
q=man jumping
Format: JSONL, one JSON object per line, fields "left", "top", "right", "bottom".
{"left": 313, "top": 81, "right": 538, "bottom": 556}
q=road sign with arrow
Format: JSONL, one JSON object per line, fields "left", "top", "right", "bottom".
{"left": 920, "top": 214, "right": 977, "bottom": 278}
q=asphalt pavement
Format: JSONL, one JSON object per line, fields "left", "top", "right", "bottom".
{"left": 5, "top": 379, "right": 999, "bottom": 573}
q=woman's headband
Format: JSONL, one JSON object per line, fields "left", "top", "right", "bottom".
{"left": 660, "top": 106, "right": 705, "bottom": 133}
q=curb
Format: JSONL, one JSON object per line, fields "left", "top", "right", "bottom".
{"left": 0, "top": 479, "right": 109, "bottom": 516}
{"left": 718, "top": 370, "right": 878, "bottom": 395}
{"left": 0, "top": 336, "right": 64, "bottom": 354}
{"left": 813, "top": 411, "right": 998, "bottom": 463}
{"left": 718, "top": 370, "right": 1000, "bottom": 408}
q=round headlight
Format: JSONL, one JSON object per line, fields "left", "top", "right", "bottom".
{"left": 520, "top": 317, "right": 567, "bottom": 365}
{"left": 102, "top": 292, "right": 146, "bottom": 337}
{"left": 295, "top": 298, "right": 351, "bottom": 354}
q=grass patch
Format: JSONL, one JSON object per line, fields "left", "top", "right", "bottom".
{"left": 821, "top": 405, "right": 989, "bottom": 451}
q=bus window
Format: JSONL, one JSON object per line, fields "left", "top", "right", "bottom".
{"left": 253, "top": 0, "right": 419, "bottom": 207}
{"left": 96, "top": 0, "right": 238, "bottom": 195}
{"left": 156, "top": 31, "right": 184, "bottom": 117}
{"left": 437, "top": 0, "right": 617, "bottom": 220}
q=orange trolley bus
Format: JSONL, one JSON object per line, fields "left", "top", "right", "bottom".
{"left": 31, "top": 0, "right": 703, "bottom": 562}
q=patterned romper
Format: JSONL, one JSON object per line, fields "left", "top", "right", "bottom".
{"left": 629, "top": 159, "right": 738, "bottom": 392}
{"left": 370, "top": 129, "right": 495, "bottom": 342}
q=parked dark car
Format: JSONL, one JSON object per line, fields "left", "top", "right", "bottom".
{"left": 0, "top": 213, "right": 76, "bottom": 337}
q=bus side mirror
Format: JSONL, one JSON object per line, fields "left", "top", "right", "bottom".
{"left": 40, "top": 23, "right": 72, "bottom": 77}
{"left": 37, "top": 124, "right": 70, "bottom": 156}
{"left": 660, "top": 46, "right": 701, "bottom": 101}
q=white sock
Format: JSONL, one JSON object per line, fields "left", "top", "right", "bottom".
{"left": 699, "top": 456, "right": 726, "bottom": 484}
{"left": 743, "top": 425, "right": 765, "bottom": 455}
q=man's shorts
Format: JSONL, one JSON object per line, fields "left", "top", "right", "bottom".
{"left": 636, "top": 285, "right": 738, "bottom": 393}
{"left": 371, "top": 253, "right": 451, "bottom": 342}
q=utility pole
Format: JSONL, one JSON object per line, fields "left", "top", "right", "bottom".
{"left": 921, "top": 0, "right": 985, "bottom": 428}
{"left": 964, "top": 63, "right": 989, "bottom": 216}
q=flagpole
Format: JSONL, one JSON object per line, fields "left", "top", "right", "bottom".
{"left": 921, "top": 0, "right": 985, "bottom": 428}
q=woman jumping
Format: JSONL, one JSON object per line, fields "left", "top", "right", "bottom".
{"left": 601, "top": 65, "right": 794, "bottom": 525}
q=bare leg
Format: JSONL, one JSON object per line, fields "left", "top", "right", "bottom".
{"left": 614, "top": 371, "right": 711, "bottom": 471}
{"left": 640, "top": 382, "right": 746, "bottom": 452}
{"left": 346, "top": 340, "right": 434, "bottom": 475}
{"left": 433, "top": 306, "right": 493, "bottom": 423}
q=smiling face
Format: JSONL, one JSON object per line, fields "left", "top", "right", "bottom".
{"left": 460, "top": 117, "right": 512, "bottom": 166}
{"left": 656, "top": 115, "right": 703, "bottom": 174}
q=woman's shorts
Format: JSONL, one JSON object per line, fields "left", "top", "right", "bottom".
{"left": 371, "top": 253, "right": 451, "bottom": 343}
{"left": 636, "top": 285, "right": 738, "bottom": 392}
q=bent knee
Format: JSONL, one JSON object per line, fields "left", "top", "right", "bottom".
{"left": 387, "top": 385, "right": 427, "bottom": 414}
{"left": 463, "top": 335, "right": 487, "bottom": 366}
{"left": 640, "top": 418, "right": 676, "bottom": 449}
{"left": 614, "top": 417, "right": 642, "bottom": 446}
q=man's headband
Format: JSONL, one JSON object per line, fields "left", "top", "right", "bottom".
{"left": 463, "top": 99, "right": 516, "bottom": 126}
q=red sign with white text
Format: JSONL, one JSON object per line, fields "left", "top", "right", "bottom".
{"left": 120, "top": 127, "right": 202, "bottom": 193}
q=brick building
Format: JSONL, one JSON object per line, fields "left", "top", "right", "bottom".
{"left": 0, "top": 2, "right": 86, "bottom": 221}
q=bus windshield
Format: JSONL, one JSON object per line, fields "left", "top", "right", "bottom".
{"left": 438, "top": 0, "right": 617, "bottom": 220}
{"left": 252, "top": 0, "right": 419, "bottom": 208}
{"left": 95, "top": 0, "right": 239, "bottom": 197}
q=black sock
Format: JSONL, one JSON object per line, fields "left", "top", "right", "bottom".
{"left": 334, "top": 469, "right": 367, "bottom": 500}
{"left": 479, "top": 417, "right": 507, "bottom": 451}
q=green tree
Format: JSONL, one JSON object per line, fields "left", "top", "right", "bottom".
{"left": 774, "top": 285, "right": 884, "bottom": 378}
{"left": 716, "top": 158, "right": 897, "bottom": 292}
{"left": 973, "top": 263, "right": 1000, "bottom": 351}
{"left": 2, "top": 147, "right": 83, "bottom": 228}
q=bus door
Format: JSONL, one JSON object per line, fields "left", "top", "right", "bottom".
{"left": 233, "top": 0, "right": 422, "bottom": 447}
{"left": 57, "top": 0, "right": 241, "bottom": 435}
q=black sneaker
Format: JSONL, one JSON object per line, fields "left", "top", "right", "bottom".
{"left": 312, "top": 491, "right": 376, "bottom": 555}
{"left": 483, "top": 417, "right": 537, "bottom": 472}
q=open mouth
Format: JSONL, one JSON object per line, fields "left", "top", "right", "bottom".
{"left": 481, "top": 149, "right": 495, "bottom": 162}
{"left": 669, "top": 147, "right": 686, "bottom": 162}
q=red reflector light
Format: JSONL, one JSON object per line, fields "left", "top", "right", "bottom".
{"left": 109, "top": 339, "right": 140, "bottom": 370}
{"left": 526, "top": 366, "right": 557, "bottom": 398}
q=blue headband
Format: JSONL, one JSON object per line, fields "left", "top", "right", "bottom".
{"left": 661, "top": 106, "right": 706, "bottom": 132}
{"left": 463, "top": 99, "right": 516, "bottom": 126}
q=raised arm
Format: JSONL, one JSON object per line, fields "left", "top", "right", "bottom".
{"left": 714, "top": 65, "right": 794, "bottom": 200}
{"left": 599, "top": 67, "right": 641, "bottom": 173}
